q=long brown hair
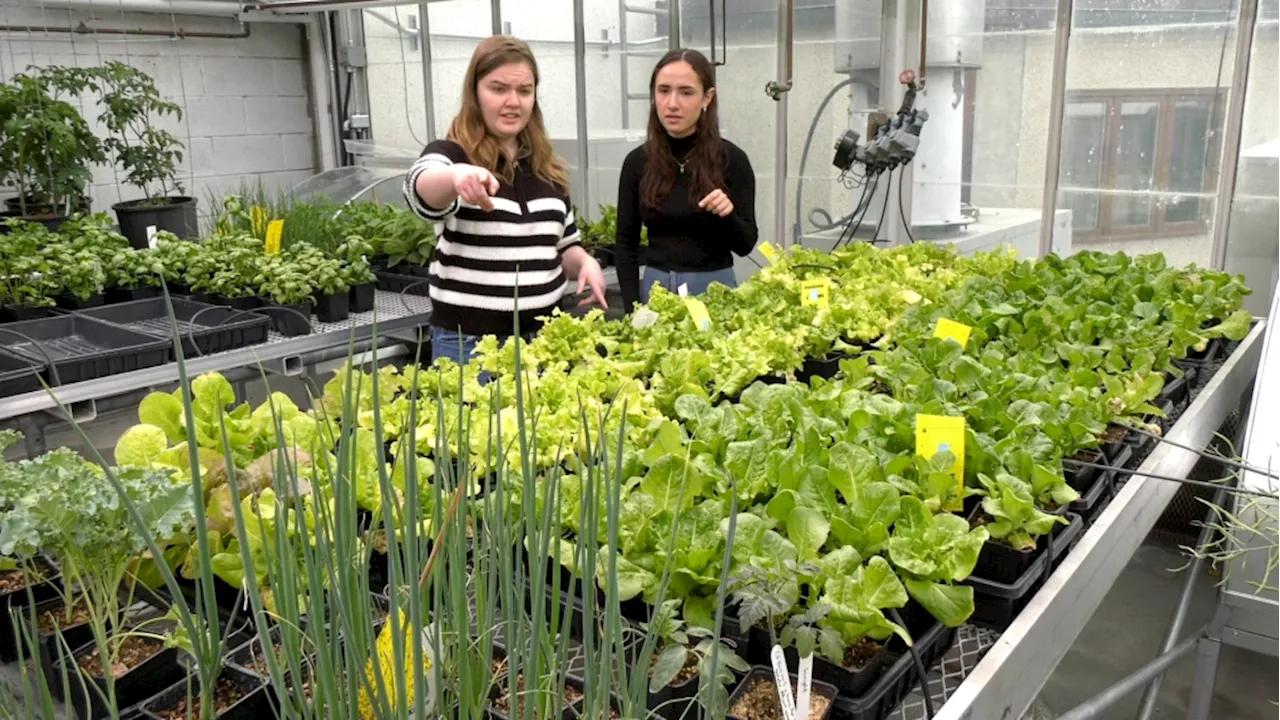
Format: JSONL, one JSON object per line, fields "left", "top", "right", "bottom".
{"left": 447, "top": 36, "right": 570, "bottom": 193}
{"left": 639, "top": 49, "right": 725, "bottom": 210}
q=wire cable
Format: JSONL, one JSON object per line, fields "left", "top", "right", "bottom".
{"left": 1061, "top": 458, "right": 1277, "bottom": 499}
{"left": 1116, "top": 422, "right": 1280, "bottom": 480}
{"left": 898, "top": 168, "right": 917, "bottom": 243}
{"left": 830, "top": 180, "right": 873, "bottom": 252}
{"left": 865, "top": 171, "right": 895, "bottom": 246}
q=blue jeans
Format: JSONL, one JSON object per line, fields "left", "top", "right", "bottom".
{"left": 430, "top": 327, "right": 482, "bottom": 366}
{"left": 640, "top": 266, "right": 738, "bottom": 304}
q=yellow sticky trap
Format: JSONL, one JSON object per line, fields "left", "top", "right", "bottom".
{"left": 265, "top": 220, "right": 284, "bottom": 254}
{"left": 933, "top": 318, "right": 972, "bottom": 348}
{"left": 800, "top": 278, "right": 831, "bottom": 307}
{"left": 916, "top": 414, "right": 966, "bottom": 511}
{"left": 758, "top": 242, "right": 778, "bottom": 264}
{"left": 684, "top": 297, "right": 712, "bottom": 331}
{"left": 250, "top": 205, "right": 268, "bottom": 236}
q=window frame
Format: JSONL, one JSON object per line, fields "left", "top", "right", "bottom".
{"left": 1061, "top": 87, "right": 1224, "bottom": 242}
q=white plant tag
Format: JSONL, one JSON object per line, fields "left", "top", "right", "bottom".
{"left": 770, "top": 645, "right": 797, "bottom": 720}
{"left": 146, "top": 225, "right": 159, "bottom": 248}
{"left": 677, "top": 283, "right": 689, "bottom": 297}
{"left": 630, "top": 307, "right": 659, "bottom": 329}
{"left": 796, "top": 653, "right": 814, "bottom": 720}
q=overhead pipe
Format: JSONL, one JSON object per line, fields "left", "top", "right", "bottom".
{"left": 770, "top": 0, "right": 795, "bottom": 247}
{"left": 1037, "top": 0, "right": 1075, "bottom": 259}
{"left": 1208, "top": 0, "right": 1260, "bottom": 270}
{"left": 34, "top": 0, "right": 243, "bottom": 18}
{"left": 0, "top": 20, "right": 249, "bottom": 38}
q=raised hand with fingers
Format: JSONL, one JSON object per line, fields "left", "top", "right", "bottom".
{"left": 698, "top": 189, "right": 734, "bottom": 218}
{"left": 453, "top": 164, "right": 501, "bottom": 211}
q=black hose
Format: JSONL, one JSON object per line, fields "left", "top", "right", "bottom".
{"left": 887, "top": 606, "right": 935, "bottom": 719}
{"left": 899, "top": 168, "right": 917, "bottom": 244}
{"left": 867, "top": 171, "right": 894, "bottom": 245}
{"left": 0, "top": 327, "right": 63, "bottom": 388}
{"left": 831, "top": 181, "right": 873, "bottom": 252}
{"left": 794, "top": 78, "right": 863, "bottom": 240}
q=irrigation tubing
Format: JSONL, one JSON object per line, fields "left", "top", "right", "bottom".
{"left": 888, "top": 606, "right": 935, "bottom": 719}
{"left": 1117, "top": 422, "right": 1280, "bottom": 481}
{"left": 0, "top": 327, "right": 63, "bottom": 388}
{"left": 1061, "top": 458, "right": 1278, "bottom": 499}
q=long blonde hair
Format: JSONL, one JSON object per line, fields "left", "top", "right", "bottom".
{"left": 447, "top": 36, "right": 570, "bottom": 194}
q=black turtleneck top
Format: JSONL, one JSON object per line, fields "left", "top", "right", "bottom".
{"left": 614, "top": 133, "right": 758, "bottom": 309}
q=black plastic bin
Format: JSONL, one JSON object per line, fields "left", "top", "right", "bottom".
{"left": 0, "top": 315, "right": 169, "bottom": 385}
{"left": 315, "top": 292, "right": 351, "bottom": 323}
{"left": 75, "top": 298, "right": 271, "bottom": 359}
{"left": 0, "top": 348, "right": 46, "bottom": 397}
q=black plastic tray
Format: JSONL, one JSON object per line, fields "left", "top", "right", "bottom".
{"left": 74, "top": 297, "right": 271, "bottom": 359}
{"left": 0, "top": 315, "right": 169, "bottom": 385}
{"left": 0, "top": 347, "right": 46, "bottom": 397}
{"left": 829, "top": 613, "right": 956, "bottom": 720}
{"left": 964, "top": 512, "right": 1084, "bottom": 631}
{"left": 375, "top": 269, "right": 432, "bottom": 296}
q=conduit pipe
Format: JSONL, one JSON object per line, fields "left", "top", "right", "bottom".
{"left": 33, "top": 0, "right": 244, "bottom": 18}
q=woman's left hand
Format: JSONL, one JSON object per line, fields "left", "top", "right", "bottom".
{"left": 698, "top": 189, "right": 734, "bottom": 217}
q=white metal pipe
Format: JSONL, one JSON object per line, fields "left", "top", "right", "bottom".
{"left": 418, "top": 2, "right": 436, "bottom": 143}
{"left": 912, "top": 69, "right": 964, "bottom": 227}
{"left": 772, "top": 0, "right": 793, "bottom": 247}
{"left": 1037, "top": 0, "right": 1075, "bottom": 259}
{"left": 573, "top": 0, "right": 590, "bottom": 215}
{"left": 1208, "top": 0, "right": 1260, "bottom": 271}
{"left": 36, "top": 0, "right": 243, "bottom": 18}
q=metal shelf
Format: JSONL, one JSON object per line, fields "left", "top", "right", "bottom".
{"left": 925, "top": 321, "right": 1267, "bottom": 720}
{"left": 0, "top": 290, "right": 433, "bottom": 423}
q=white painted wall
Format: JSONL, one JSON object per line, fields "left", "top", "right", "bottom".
{"left": 0, "top": 4, "right": 319, "bottom": 225}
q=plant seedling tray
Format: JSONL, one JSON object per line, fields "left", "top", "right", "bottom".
{"left": 75, "top": 298, "right": 271, "bottom": 359}
{"left": 0, "top": 315, "right": 169, "bottom": 385}
{"left": 0, "top": 347, "right": 46, "bottom": 397}
{"left": 139, "top": 664, "right": 270, "bottom": 720}
{"left": 0, "top": 560, "right": 63, "bottom": 662}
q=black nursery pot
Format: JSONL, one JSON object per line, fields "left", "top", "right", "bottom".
{"left": 211, "top": 294, "right": 260, "bottom": 312}
{"left": 63, "top": 637, "right": 185, "bottom": 720}
{"left": 258, "top": 302, "right": 313, "bottom": 337}
{"left": 0, "top": 304, "right": 57, "bottom": 323}
{"left": 350, "top": 283, "right": 376, "bottom": 313}
{"left": 106, "top": 286, "right": 162, "bottom": 305}
{"left": 727, "top": 666, "right": 838, "bottom": 720}
{"left": 113, "top": 196, "right": 199, "bottom": 250}
{"left": 315, "top": 291, "right": 351, "bottom": 324}
{"left": 31, "top": 596, "right": 105, "bottom": 699}
{"left": 0, "top": 562, "right": 63, "bottom": 663}
{"left": 139, "top": 664, "right": 270, "bottom": 720}
{"left": 647, "top": 667, "right": 700, "bottom": 720}
{"left": 1064, "top": 448, "right": 1104, "bottom": 493}
{"left": 55, "top": 292, "right": 105, "bottom": 311}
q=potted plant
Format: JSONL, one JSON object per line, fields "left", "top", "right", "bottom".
{"left": 255, "top": 255, "right": 314, "bottom": 337}
{"left": 85, "top": 62, "right": 196, "bottom": 249}
{"left": 337, "top": 235, "right": 377, "bottom": 312}
{"left": 46, "top": 243, "right": 107, "bottom": 309}
{"left": 0, "top": 220, "right": 59, "bottom": 320}
{"left": 297, "top": 248, "right": 350, "bottom": 323}
{"left": 643, "top": 599, "right": 749, "bottom": 719}
{"left": 0, "top": 68, "right": 102, "bottom": 229}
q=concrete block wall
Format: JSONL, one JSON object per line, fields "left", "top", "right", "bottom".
{"left": 0, "top": 4, "right": 319, "bottom": 227}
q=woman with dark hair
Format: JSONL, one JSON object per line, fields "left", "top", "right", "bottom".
{"left": 614, "top": 48, "right": 758, "bottom": 310}
{"left": 403, "top": 35, "right": 607, "bottom": 364}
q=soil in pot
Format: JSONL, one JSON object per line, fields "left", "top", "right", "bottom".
{"left": 36, "top": 597, "right": 93, "bottom": 635}
{"left": 0, "top": 559, "right": 56, "bottom": 597}
{"left": 76, "top": 635, "right": 164, "bottom": 678}
{"left": 729, "top": 675, "right": 832, "bottom": 720}
{"left": 492, "top": 673, "right": 583, "bottom": 717}
{"left": 148, "top": 673, "right": 256, "bottom": 720}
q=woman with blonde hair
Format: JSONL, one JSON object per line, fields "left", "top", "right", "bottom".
{"left": 403, "top": 35, "right": 607, "bottom": 363}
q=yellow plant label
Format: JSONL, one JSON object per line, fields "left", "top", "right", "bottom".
{"left": 758, "top": 242, "right": 778, "bottom": 264}
{"left": 800, "top": 278, "right": 831, "bottom": 308}
{"left": 916, "top": 414, "right": 966, "bottom": 511}
{"left": 933, "top": 317, "right": 972, "bottom": 348}
{"left": 250, "top": 205, "right": 268, "bottom": 236}
{"left": 265, "top": 220, "right": 284, "bottom": 254}
{"left": 684, "top": 297, "right": 712, "bottom": 331}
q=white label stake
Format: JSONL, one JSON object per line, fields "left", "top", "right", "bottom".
{"left": 796, "top": 653, "right": 814, "bottom": 720}
{"left": 770, "top": 645, "right": 798, "bottom": 720}
{"left": 146, "top": 225, "right": 159, "bottom": 249}
{"left": 677, "top": 283, "right": 689, "bottom": 298}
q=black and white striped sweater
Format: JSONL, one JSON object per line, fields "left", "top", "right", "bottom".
{"left": 402, "top": 139, "right": 580, "bottom": 337}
